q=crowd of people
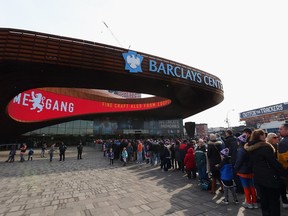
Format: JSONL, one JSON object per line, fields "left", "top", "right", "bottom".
{"left": 2, "top": 123, "right": 288, "bottom": 216}
{"left": 101, "top": 124, "right": 288, "bottom": 216}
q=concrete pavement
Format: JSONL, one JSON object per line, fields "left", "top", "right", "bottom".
{"left": 0, "top": 146, "right": 284, "bottom": 216}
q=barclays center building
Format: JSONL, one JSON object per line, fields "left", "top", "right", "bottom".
{"left": 0, "top": 28, "right": 224, "bottom": 141}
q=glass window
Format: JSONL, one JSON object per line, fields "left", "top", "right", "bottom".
{"left": 87, "top": 121, "right": 93, "bottom": 129}
{"left": 49, "top": 127, "right": 58, "bottom": 135}
{"left": 72, "top": 128, "right": 80, "bottom": 135}
{"left": 73, "top": 121, "right": 81, "bottom": 128}
{"left": 33, "top": 129, "right": 41, "bottom": 134}
{"left": 58, "top": 123, "right": 66, "bottom": 129}
{"left": 66, "top": 121, "right": 74, "bottom": 128}
{"left": 79, "top": 128, "right": 86, "bottom": 135}
{"left": 58, "top": 127, "right": 66, "bottom": 135}
{"left": 86, "top": 128, "right": 93, "bottom": 135}
{"left": 65, "top": 128, "right": 73, "bottom": 135}
{"left": 80, "top": 121, "right": 87, "bottom": 129}
{"left": 41, "top": 127, "right": 49, "bottom": 134}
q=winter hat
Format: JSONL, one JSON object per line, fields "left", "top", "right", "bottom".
{"left": 237, "top": 134, "right": 247, "bottom": 144}
{"left": 220, "top": 148, "right": 229, "bottom": 157}
{"left": 243, "top": 127, "right": 252, "bottom": 134}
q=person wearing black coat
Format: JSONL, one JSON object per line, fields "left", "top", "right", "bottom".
{"left": 245, "top": 129, "right": 286, "bottom": 216}
{"left": 59, "top": 142, "right": 67, "bottom": 161}
{"left": 207, "top": 134, "right": 224, "bottom": 194}
{"left": 77, "top": 142, "right": 83, "bottom": 160}
{"left": 159, "top": 143, "right": 171, "bottom": 171}
{"left": 224, "top": 130, "right": 238, "bottom": 165}
{"left": 225, "top": 130, "right": 243, "bottom": 193}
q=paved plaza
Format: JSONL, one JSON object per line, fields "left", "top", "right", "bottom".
{"left": 0, "top": 146, "right": 285, "bottom": 216}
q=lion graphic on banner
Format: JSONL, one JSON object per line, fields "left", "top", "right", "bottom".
{"left": 30, "top": 91, "right": 45, "bottom": 113}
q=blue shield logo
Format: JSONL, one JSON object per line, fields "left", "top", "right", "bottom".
{"left": 122, "top": 51, "right": 143, "bottom": 73}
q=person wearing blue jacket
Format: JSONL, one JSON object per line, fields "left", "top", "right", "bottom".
{"left": 122, "top": 147, "right": 128, "bottom": 166}
{"left": 28, "top": 148, "right": 34, "bottom": 161}
{"left": 218, "top": 148, "right": 239, "bottom": 205}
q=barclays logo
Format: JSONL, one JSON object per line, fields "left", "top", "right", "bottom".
{"left": 122, "top": 51, "right": 143, "bottom": 73}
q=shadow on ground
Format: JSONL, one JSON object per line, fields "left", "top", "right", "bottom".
{"left": 0, "top": 148, "right": 273, "bottom": 216}
{"left": 125, "top": 163, "right": 261, "bottom": 216}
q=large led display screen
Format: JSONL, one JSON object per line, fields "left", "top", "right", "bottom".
{"left": 94, "top": 117, "right": 183, "bottom": 136}
{"left": 7, "top": 89, "right": 171, "bottom": 122}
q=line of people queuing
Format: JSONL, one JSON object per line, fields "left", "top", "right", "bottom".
{"left": 3, "top": 123, "right": 288, "bottom": 216}
{"left": 224, "top": 125, "right": 288, "bottom": 216}
{"left": 100, "top": 124, "right": 288, "bottom": 216}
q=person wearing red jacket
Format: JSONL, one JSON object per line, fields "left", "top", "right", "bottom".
{"left": 179, "top": 140, "right": 187, "bottom": 172}
{"left": 19, "top": 143, "right": 27, "bottom": 162}
{"left": 184, "top": 148, "right": 197, "bottom": 179}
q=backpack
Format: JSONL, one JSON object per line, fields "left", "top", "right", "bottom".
{"left": 200, "top": 179, "right": 211, "bottom": 191}
{"left": 220, "top": 163, "right": 233, "bottom": 181}
{"left": 278, "top": 151, "right": 288, "bottom": 169}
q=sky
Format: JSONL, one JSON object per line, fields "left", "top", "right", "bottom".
{"left": 1, "top": 0, "right": 287, "bottom": 128}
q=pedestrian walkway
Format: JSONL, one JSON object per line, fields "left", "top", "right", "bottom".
{"left": 0, "top": 147, "right": 284, "bottom": 216}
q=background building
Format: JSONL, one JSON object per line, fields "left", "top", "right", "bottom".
{"left": 195, "top": 123, "right": 208, "bottom": 139}
{"left": 240, "top": 102, "right": 288, "bottom": 134}
{"left": 0, "top": 28, "right": 224, "bottom": 142}
{"left": 108, "top": 90, "right": 141, "bottom": 99}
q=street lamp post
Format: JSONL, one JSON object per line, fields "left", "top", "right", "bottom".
{"left": 225, "top": 109, "right": 235, "bottom": 129}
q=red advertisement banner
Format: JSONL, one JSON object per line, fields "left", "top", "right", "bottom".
{"left": 7, "top": 89, "right": 171, "bottom": 122}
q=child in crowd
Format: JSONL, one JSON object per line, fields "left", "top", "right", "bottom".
{"left": 218, "top": 148, "right": 239, "bottom": 205}
{"left": 108, "top": 148, "right": 114, "bottom": 165}
{"left": 122, "top": 147, "right": 128, "bottom": 166}
{"left": 184, "top": 147, "right": 196, "bottom": 179}
{"left": 28, "top": 148, "right": 34, "bottom": 161}
{"left": 19, "top": 143, "right": 27, "bottom": 162}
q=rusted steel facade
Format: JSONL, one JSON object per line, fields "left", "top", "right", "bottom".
{"left": 0, "top": 28, "right": 224, "bottom": 137}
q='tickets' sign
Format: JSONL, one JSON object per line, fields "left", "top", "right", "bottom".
{"left": 8, "top": 89, "right": 171, "bottom": 122}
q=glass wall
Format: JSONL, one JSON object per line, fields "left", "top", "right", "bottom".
{"left": 25, "top": 120, "right": 94, "bottom": 136}
{"left": 25, "top": 118, "right": 183, "bottom": 137}
{"left": 93, "top": 117, "right": 183, "bottom": 136}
